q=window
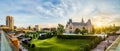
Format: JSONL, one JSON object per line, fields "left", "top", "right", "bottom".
{"left": 69, "top": 26, "right": 72, "bottom": 29}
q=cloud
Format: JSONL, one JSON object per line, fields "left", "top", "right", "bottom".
{"left": 0, "top": 0, "right": 120, "bottom": 27}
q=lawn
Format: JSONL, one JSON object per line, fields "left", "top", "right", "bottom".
{"left": 28, "top": 36, "right": 92, "bottom": 51}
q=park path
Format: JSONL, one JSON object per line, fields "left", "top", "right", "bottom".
{"left": 19, "top": 39, "right": 28, "bottom": 51}
{"left": 91, "top": 35, "right": 118, "bottom": 51}
{"left": 20, "top": 45, "right": 28, "bottom": 51}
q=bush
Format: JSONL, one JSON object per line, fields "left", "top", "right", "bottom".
{"left": 31, "top": 44, "right": 35, "bottom": 48}
{"left": 28, "top": 43, "right": 31, "bottom": 47}
{"left": 38, "top": 33, "right": 54, "bottom": 40}
{"left": 79, "top": 48, "right": 84, "bottom": 51}
{"left": 57, "top": 35, "right": 103, "bottom": 50}
{"left": 22, "top": 40, "right": 28, "bottom": 45}
{"left": 85, "top": 44, "right": 91, "bottom": 51}
{"left": 90, "top": 41, "right": 95, "bottom": 49}
{"left": 57, "top": 35, "right": 98, "bottom": 39}
{"left": 28, "top": 38, "right": 32, "bottom": 41}
{"left": 57, "top": 35, "right": 103, "bottom": 51}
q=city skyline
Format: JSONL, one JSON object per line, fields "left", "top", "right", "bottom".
{"left": 0, "top": 0, "right": 120, "bottom": 27}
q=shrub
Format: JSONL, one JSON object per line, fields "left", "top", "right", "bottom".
{"left": 28, "top": 43, "right": 31, "bottom": 47}
{"left": 57, "top": 35, "right": 98, "bottom": 39}
{"left": 90, "top": 41, "right": 95, "bottom": 49}
{"left": 85, "top": 44, "right": 91, "bottom": 51}
{"left": 38, "top": 33, "right": 54, "bottom": 40}
{"left": 79, "top": 48, "right": 84, "bottom": 51}
{"left": 31, "top": 44, "right": 35, "bottom": 48}
{"left": 22, "top": 40, "right": 28, "bottom": 45}
{"left": 57, "top": 35, "right": 103, "bottom": 51}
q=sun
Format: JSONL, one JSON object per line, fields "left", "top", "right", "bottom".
{"left": 95, "top": 22, "right": 103, "bottom": 27}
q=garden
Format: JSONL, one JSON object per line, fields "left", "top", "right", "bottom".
{"left": 21, "top": 33, "right": 103, "bottom": 51}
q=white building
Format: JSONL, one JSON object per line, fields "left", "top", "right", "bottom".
{"left": 35, "top": 25, "right": 41, "bottom": 31}
{"left": 65, "top": 18, "right": 92, "bottom": 33}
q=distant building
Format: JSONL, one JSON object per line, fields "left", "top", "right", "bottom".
{"left": 6, "top": 16, "right": 14, "bottom": 31}
{"left": 16, "top": 27, "right": 31, "bottom": 33}
{"left": 51, "top": 27, "right": 57, "bottom": 31}
{"left": 42, "top": 27, "right": 57, "bottom": 32}
{"left": 35, "top": 25, "right": 41, "bottom": 31}
{"left": 0, "top": 25, "right": 9, "bottom": 29}
{"left": 28, "top": 25, "right": 34, "bottom": 30}
{"left": 42, "top": 28, "right": 51, "bottom": 32}
{"left": 65, "top": 18, "right": 92, "bottom": 33}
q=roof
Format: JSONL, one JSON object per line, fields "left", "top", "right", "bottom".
{"left": 72, "top": 22, "right": 86, "bottom": 26}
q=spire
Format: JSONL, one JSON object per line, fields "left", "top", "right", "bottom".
{"left": 69, "top": 19, "right": 72, "bottom": 23}
{"left": 81, "top": 18, "right": 84, "bottom": 23}
{"left": 87, "top": 19, "right": 91, "bottom": 25}
{"left": 88, "top": 19, "right": 91, "bottom": 22}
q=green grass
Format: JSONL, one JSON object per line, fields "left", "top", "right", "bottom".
{"left": 27, "top": 36, "right": 92, "bottom": 51}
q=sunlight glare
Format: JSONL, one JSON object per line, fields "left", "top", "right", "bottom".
{"left": 96, "top": 22, "right": 102, "bottom": 27}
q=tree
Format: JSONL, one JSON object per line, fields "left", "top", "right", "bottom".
{"left": 28, "top": 26, "right": 31, "bottom": 30}
{"left": 74, "top": 28, "right": 80, "bottom": 34}
{"left": 52, "top": 30, "right": 57, "bottom": 36}
{"left": 28, "top": 43, "right": 31, "bottom": 47}
{"left": 14, "top": 26, "right": 17, "bottom": 29}
{"left": 51, "top": 28, "right": 56, "bottom": 32}
{"left": 31, "top": 44, "right": 35, "bottom": 48}
{"left": 92, "top": 25, "right": 95, "bottom": 34}
{"left": 81, "top": 27, "right": 88, "bottom": 35}
{"left": 57, "top": 24, "right": 65, "bottom": 35}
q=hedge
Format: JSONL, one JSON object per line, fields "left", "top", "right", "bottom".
{"left": 57, "top": 35, "right": 98, "bottom": 40}
{"left": 57, "top": 35, "right": 103, "bottom": 51}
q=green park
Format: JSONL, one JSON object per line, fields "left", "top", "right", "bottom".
{"left": 19, "top": 24, "right": 110, "bottom": 51}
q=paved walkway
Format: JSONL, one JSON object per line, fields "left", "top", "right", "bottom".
{"left": 19, "top": 38, "right": 28, "bottom": 51}
{"left": 106, "top": 35, "right": 120, "bottom": 51}
{"left": 91, "top": 35, "right": 118, "bottom": 51}
{"left": 20, "top": 45, "right": 28, "bottom": 51}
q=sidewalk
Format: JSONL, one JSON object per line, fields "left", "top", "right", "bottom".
{"left": 19, "top": 39, "right": 28, "bottom": 51}
{"left": 91, "top": 35, "right": 118, "bottom": 51}
{"left": 20, "top": 45, "right": 28, "bottom": 51}
{"left": 106, "top": 35, "right": 120, "bottom": 51}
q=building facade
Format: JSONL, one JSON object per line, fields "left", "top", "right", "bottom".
{"left": 65, "top": 18, "right": 92, "bottom": 33}
{"left": 35, "top": 25, "right": 41, "bottom": 31}
{"left": 28, "top": 25, "right": 34, "bottom": 30}
{"left": 6, "top": 16, "right": 14, "bottom": 31}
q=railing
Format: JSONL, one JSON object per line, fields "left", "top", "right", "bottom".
{"left": 0, "top": 30, "right": 19, "bottom": 51}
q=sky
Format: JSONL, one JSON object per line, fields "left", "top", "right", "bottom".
{"left": 0, "top": 0, "right": 120, "bottom": 28}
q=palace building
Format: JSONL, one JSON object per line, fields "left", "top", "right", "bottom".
{"left": 65, "top": 18, "right": 92, "bottom": 33}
